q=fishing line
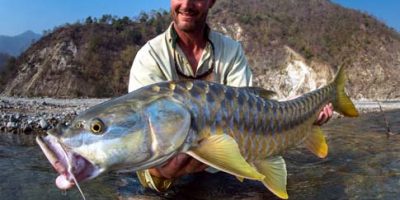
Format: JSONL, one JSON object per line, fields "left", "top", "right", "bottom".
{"left": 61, "top": 146, "right": 87, "bottom": 200}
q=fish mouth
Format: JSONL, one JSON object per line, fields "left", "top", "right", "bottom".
{"left": 36, "top": 135, "right": 100, "bottom": 190}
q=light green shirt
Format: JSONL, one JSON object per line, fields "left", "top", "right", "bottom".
{"left": 128, "top": 24, "right": 253, "bottom": 92}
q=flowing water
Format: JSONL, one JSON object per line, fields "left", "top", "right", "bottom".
{"left": 1, "top": 109, "right": 399, "bottom": 200}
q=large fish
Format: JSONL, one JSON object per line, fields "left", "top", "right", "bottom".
{"left": 37, "top": 66, "right": 358, "bottom": 199}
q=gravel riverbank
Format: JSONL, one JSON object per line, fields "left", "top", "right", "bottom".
{"left": 1, "top": 96, "right": 399, "bottom": 135}
{"left": 0, "top": 97, "right": 108, "bottom": 135}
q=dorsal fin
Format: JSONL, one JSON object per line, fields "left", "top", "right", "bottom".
{"left": 243, "top": 87, "right": 277, "bottom": 99}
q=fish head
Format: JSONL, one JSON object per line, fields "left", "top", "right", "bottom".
{"left": 37, "top": 95, "right": 192, "bottom": 189}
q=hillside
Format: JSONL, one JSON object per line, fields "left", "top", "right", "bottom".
{"left": 0, "top": 31, "right": 41, "bottom": 57}
{"left": 209, "top": 0, "right": 400, "bottom": 99}
{"left": 1, "top": 13, "right": 170, "bottom": 97}
{"left": 0, "top": 53, "right": 12, "bottom": 72}
{"left": 1, "top": 0, "right": 400, "bottom": 99}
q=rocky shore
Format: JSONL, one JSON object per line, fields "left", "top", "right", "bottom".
{"left": 1, "top": 96, "right": 399, "bottom": 135}
{"left": 0, "top": 97, "right": 107, "bottom": 135}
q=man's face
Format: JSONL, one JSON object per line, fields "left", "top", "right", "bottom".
{"left": 171, "top": 0, "right": 215, "bottom": 33}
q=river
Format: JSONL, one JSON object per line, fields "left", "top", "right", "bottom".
{"left": 0, "top": 109, "right": 399, "bottom": 200}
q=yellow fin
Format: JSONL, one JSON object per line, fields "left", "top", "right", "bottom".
{"left": 332, "top": 65, "right": 359, "bottom": 117}
{"left": 186, "top": 134, "right": 264, "bottom": 180}
{"left": 236, "top": 176, "right": 244, "bottom": 182}
{"left": 253, "top": 157, "right": 288, "bottom": 199}
{"left": 304, "top": 126, "right": 328, "bottom": 158}
{"left": 204, "top": 167, "right": 219, "bottom": 173}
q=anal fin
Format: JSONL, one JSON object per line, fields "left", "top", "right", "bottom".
{"left": 305, "top": 126, "right": 328, "bottom": 158}
{"left": 253, "top": 156, "right": 288, "bottom": 199}
{"left": 236, "top": 176, "right": 244, "bottom": 182}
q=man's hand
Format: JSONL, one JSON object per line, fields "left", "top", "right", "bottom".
{"left": 314, "top": 103, "right": 333, "bottom": 125}
{"left": 149, "top": 154, "right": 208, "bottom": 179}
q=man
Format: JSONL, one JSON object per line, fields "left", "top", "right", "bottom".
{"left": 129, "top": 0, "right": 333, "bottom": 192}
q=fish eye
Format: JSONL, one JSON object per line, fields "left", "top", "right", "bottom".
{"left": 90, "top": 119, "right": 105, "bottom": 134}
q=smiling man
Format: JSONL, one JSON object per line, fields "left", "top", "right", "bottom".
{"left": 129, "top": 0, "right": 333, "bottom": 192}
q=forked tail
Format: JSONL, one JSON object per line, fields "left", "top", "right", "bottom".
{"left": 331, "top": 66, "right": 359, "bottom": 117}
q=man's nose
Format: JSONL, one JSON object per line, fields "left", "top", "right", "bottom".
{"left": 179, "top": 0, "right": 195, "bottom": 10}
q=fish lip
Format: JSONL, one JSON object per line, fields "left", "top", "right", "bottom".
{"left": 36, "top": 135, "right": 101, "bottom": 189}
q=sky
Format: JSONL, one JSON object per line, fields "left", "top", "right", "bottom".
{"left": 0, "top": 0, "right": 170, "bottom": 36}
{"left": 0, "top": 0, "right": 399, "bottom": 36}
{"left": 331, "top": 0, "right": 400, "bottom": 32}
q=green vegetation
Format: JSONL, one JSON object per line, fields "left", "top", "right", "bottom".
{"left": 1, "top": 0, "right": 400, "bottom": 98}
{"left": 0, "top": 56, "right": 17, "bottom": 91}
{"left": 209, "top": 0, "right": 400, "bottom": 67}
{"left": 75, "top": 10, "right": 170, "bottom": 96}
{"left": 9, "top": 10, "right": 171, "bottom": 97}
{"left": 0, "top": 53, "right": 12, "bottom": 71}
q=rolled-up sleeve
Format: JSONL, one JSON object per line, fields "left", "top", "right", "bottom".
{"left": 128, "top": 45, "right": 167, "bottom": 92}
{"left": 225, "top": 43, "right": 253, "bottom": 87}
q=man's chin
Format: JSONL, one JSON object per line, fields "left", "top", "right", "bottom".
{"left": 174, "top": 21, "right": 202, "bottom": 33}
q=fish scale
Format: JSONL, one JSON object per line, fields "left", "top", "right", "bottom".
{"left": 169, "top": 80, "right": 336, "bottom": 161}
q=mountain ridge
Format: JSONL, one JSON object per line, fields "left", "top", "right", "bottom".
{"left": 1, "top": 0, "right": 399, "bottom": 99}
{"left": 0, "top": 30, "right": 42, "bottom": 57}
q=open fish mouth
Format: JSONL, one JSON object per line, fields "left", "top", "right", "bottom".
{"left": 36, "top": 135, "right": 99, "bottom": 190}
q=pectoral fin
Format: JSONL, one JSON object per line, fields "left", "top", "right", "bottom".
{"left": 186, "top": 134, "right": 264, "bottom": 180}
{"left": 305, "top": 126, "right": 328, "bottom": 158}
{"left": 236, "top": 176, "right": 245, "bottom": 182}
{"left": 253, "top": 157, "right": 288, "bottom": 199}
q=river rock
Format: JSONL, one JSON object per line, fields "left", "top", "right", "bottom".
{"left": 14, "top": 114, "right": 21, "bottom": 120}
{"left": 39, "top": 119, "right": 48, "bottom": 129}
{"left": 6, "top": 122, "right": 17, "bottom": 129}
{"left": 22, "top": 125, "right": 33, "bottom": 134}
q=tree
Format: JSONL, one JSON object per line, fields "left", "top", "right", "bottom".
{"left": 85, "top": 16, "right": 94, "bottom": 24}
{"left": 100, "top": 14, "right": 113, "bottom": 24}
{"left": 138, "top": 12, "right": 149, "bottom": 23}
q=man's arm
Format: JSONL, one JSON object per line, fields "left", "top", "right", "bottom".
{"left": 224, "top": 42, "right": 253, "bottom": 87}
{"left": 128, "top": 47, "right": 167, "bottom": 92}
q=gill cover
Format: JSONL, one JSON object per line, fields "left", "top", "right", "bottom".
{"left": 144, "top": 99, "right": 192, "bottom": 156}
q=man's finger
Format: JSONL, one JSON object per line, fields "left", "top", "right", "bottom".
{"left": 149, "top": 154, "right": 190, "bottom": 179}
{"left": 315, "top": 103, "right": 334, "bottom": 125}
{"left": 316, "top": 112, "right": 326, "bottom": 125}
{"left": 183, "top": 159, "right": 207, "bottom": 174}
{"left": 327, "top": 103, "right": 333, "bottom": 117}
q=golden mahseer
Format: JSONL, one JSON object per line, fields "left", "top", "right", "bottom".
{"left": 37, "top": 66, "right": 358, "bottom": 199}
